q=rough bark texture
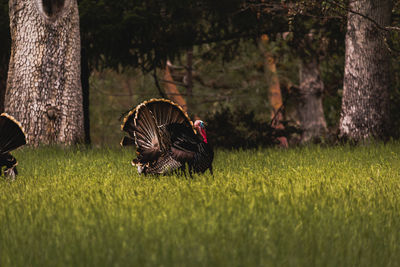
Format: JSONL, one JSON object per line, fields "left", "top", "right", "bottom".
{"left": 297, "top": 57, "right": 327, "bottom": 143}
{"left": 5, "top": 0, "right": 84, "bottom": 145}
{"left": 339, "top": 0, "right": 392, "bottom": 141}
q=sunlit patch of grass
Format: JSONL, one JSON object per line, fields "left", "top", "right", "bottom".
{"left": 1, "top": 143, "right": 400, "bottom": 266}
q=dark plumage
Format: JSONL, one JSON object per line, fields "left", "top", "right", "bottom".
{"left": 0, "top": 113, "right": 27, "bottom": 179}
{"left": 121, "top": 99, "right": 213, "bottom": 175}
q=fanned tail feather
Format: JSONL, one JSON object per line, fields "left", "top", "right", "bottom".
{"left": 121, "top": 109, "right": 137, "bottom": 137}
{"left": 133, "top": 104, "right": 162, "bottom": 162}
{"left": 121, "top": 98, "right": 194, "bottom": 136}
{"left": 0, "top": 113, "right": 27, "bottom": 154}
{"left": 145, "top": 99, "right": 193, "bottom": 130}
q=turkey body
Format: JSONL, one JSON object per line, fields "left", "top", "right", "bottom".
{"left": 121, "top": 99, "right": 213, "bottom": 175}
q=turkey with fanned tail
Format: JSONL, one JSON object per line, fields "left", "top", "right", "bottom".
{"left": 121, "top": 99, "right": 213, "bottom": 175}
{"left": 0, "top": 113, "right": 27, "bottom": 179}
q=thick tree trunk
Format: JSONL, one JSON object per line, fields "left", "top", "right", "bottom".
{"left": 339, "top": 0, "right": 392, "bottom": 141}
{"left": 5, "top": 0, "right": 84, "bottom": 145}
{"left": 297, "top": 57, "right": 327, "bottom": 143}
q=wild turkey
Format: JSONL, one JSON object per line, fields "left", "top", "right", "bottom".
{"left": 121, "top": 98, "right": 213, "bottom": 175}
{"left": 0, "top": 113, "right": 27, "bottom": 179}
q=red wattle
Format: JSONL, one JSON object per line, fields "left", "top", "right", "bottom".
{"left": 201, "top": 129, "right": 208, "bottom": 143}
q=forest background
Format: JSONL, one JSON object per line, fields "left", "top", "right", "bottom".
{"left": 1, "top": 0, "right": 400, "bottom": 148}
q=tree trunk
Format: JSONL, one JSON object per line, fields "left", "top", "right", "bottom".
{"left": 339, "top": 0, "right": 392, "bottom": 141}
{"left": 297, "top": 57, "right": 327, "bottom": 143}
{"left": 185, "top": 48, "right": 193, "bottom": 113}
{"left": 164, "top": 61, "right": 187, "bottom": 112}
{"left": 5, "top": 0, "right": 84, "bottom": 145}
{"left": 260, "top": 34, "right": 288, "bottom": 147}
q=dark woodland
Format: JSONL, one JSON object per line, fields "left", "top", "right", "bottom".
{"left": 0, "top": 0, "right": 399, "bottom": 147}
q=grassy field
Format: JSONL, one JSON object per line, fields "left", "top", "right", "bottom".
{"left": 1, "top": 144, "right": 400, "bottom": 266}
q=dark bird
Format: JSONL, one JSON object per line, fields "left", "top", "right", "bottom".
{"left": 121, "top": 99, "right": 213, "bottom": 175}
{"left": 0, "top": 113, "right": 27, "bottom": 179}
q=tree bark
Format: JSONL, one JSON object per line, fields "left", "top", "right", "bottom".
{"left": 185, "top": 48, "right": 193, "bottom": 113}
{"left": 339, "top": 0, "right": 392, "bottom": 141}
{"left": 164, "top": 60, "right": 187, "bottom": 112}
{"left": 5, "top": 0, "right": 84, "bottom": 145}
{"left": 260, "top": 34, "right": 288, "bottom": 147}
{"left": 297, "top": 57, "right": 327, "bottom": 143}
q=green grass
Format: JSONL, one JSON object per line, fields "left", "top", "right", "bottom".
{"left": 1, "top": 144, "right": 400, "bottom": 266}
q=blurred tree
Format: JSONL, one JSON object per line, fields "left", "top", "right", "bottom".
{"left": 296, "top": 38, "right": 327, "bottom": 143}
{"left": 163, "top": 60, "right": 187, "bottom": 112}
{"left": 339, "top": 0, "right": 393, "bottom": 141}
{"left": 260, "top": 34, "right": 288, "bottom": 147}
{"left": 5, "top": 0, "right": 84, "bottom": 145}
{"left": 285, "top": 1, "right": 346, "bottom": 142}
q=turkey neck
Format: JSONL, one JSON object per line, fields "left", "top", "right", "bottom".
{"left": 199, "top": 128, "right": 207, "bottom": 144}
